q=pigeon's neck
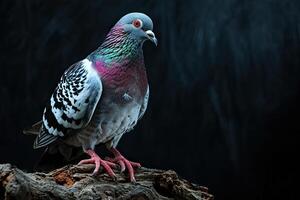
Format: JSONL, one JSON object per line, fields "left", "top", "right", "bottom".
{"left": 89, "top": 26, "right": 144, "bottom": 67}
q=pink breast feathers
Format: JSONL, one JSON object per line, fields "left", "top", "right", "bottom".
{"left": 93, "top": 60, "right": 148, "bottom": 97}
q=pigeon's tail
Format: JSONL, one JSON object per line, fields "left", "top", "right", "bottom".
{"left": 33, "top": 128, "right": 58, "bottom": 149}
{"left": 23, "top": 121, "right": 58, "bottom": 149}
{"left": 23, "top": 121, "right": 43, "bottom": 135}
{"left": 23, "top": 122, "right": 84, "bottom": 171}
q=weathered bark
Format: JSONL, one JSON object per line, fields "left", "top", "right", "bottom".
{"left": 0, "top": 163, "right": 213, "bottom": 200}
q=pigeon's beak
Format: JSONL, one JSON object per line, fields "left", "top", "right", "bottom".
{"left": 146, "top": 30, "right": 158, "bottom": 46}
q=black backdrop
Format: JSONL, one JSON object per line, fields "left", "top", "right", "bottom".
{"left": 1, "top": 0, "right": 300, "bottom": 199}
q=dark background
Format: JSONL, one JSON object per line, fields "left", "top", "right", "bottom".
{"left": 1, "top": 0, "right": 300, "bottom": 199}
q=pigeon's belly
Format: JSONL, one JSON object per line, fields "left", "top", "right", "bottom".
{"left": 65, "top": 97, "right": 142, "bottom": 150}
{"left": 95, "top": 100, "right": 141, "bottom": 145}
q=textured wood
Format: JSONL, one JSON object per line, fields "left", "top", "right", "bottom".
{"left": 0, "top": 163, "right": 213, "bottom": 200}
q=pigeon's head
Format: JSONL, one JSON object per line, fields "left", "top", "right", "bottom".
{"left": 95, "top": 12, "right": 157, "bottom": 64}
{"left": 115, "top": 12, "right": 157, "bottom": 46}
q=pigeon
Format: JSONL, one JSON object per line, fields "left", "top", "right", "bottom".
{"left": 24, "top": 12, "right": 157, "bottom": 182}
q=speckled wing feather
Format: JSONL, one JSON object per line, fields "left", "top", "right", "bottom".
{"left": 34, "top": 59, "right": 102, "bottom": 148}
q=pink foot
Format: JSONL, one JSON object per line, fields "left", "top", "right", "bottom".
{"left": 106, "top": 148, "right": 141, "bottom": 182}
{"left": 78, "top": 149, "right": 117, "bottom": 178}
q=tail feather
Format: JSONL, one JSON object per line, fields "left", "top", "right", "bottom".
{"left": 33, "top": 128, "right": 58, "bottom": 149}
{"left": 23, "top": 121, "right": 43, "bottom": 135}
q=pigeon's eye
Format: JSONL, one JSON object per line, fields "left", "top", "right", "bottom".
{"left": 132, "top": 19, "right": 143, "bottom": 29}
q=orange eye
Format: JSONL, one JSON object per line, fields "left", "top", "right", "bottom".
{"left": 132, "top": 19, "right": 143, "bottom": 28}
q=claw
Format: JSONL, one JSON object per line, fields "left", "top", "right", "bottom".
{"left": 131, "top": 176, "right": 136, "bottom": 183}
{"left": 119, "top": 160, "right": 126, "bottom": 172}
{"left": 78, "top": 149, "right": 116, "bottom": 179}
{"left": 105, "top": 148, "right": 141, "bottom": 182}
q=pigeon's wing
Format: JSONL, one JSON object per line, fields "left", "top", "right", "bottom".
{"left": 34, "top": 59, "right": 102, "bottom": 148}
{"left": 138, "top": 85, "right": 149, "bottom": 120}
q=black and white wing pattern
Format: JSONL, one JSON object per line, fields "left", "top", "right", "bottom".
{"left": 34, "top": 59, "right": 102, "bottom": 148}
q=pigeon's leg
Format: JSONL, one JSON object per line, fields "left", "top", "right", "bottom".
{"left": 105, "top": 147, "right": 141, "bottom": 182}
{"left": 78, "top": 149, "right": 117, "bottom": 178}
